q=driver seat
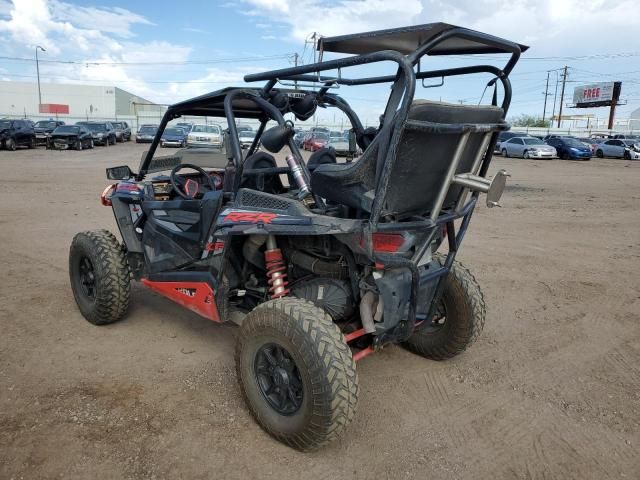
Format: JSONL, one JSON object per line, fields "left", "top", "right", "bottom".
{"left": 310, "top": 100, "right": 505, "bottom": 217}
{"left": 240, "top": 151, "right": 285, "bottom": 194}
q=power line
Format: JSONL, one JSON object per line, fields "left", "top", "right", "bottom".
{"left": 0, "top": 72, "right": 243, "bottom": 84}
{"left": 0, "top": 53, "right": 294, "bottom": 67}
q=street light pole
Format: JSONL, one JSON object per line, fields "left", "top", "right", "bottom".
{"left": 542, "top": 71, "right": 550, "bottom": 122}
{"left": 35, "top": 45, "right": 46, "bottom": 111}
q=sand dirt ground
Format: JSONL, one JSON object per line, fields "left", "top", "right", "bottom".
{"left": 1, "top": 143, "right": 638, "bottom": 479}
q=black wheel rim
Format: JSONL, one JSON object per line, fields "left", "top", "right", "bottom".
{"left": 77, "top": 256, "right": 97, "bottom": 300}
{"left": 254, "top": 342, "right": 303, "bottom": 415}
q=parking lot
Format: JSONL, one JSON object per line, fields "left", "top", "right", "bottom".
{"left": 0, "top": 144, "right": 638, "bottom": 479}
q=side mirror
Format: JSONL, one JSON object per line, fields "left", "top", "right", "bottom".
{"left": 261, "top": 123, "right": 293, "bottom": 153}
{"left": 106, "top": 165, "right": 133, "bottom": 180}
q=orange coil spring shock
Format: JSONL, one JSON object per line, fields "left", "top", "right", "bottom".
{"left": 265, "top": 248, "right": 289, "bottom": 299}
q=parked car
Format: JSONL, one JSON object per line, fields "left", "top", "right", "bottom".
{"left": 494, "top": 131, "right": 531, "bottom": 154}
{"left": 34, "top": 120, "right": 65, "bottom": 145}
{"left": 111, "top": 121, "right": 131, "bottom": 142}
{"left": 237, "top": 126, "right": 257, "bottom": 149}
{"left": 594, "top": 139, "right": 640, "bottom": 159}
{"left": 303, "top": 132, "right": 329, "bottom": 151}
{"left": 47, "top": 125, "right": 94, "bottom": 150}
{"left": 294, "top": 131, "right": 308, "bottom": 148}
{"left": 176, "top": 122, "right": 193, "bottom": 134}
{"left": 500, "top": 136, "right": 556, "bottom": 159}
{"left": 575, "top": 137, "right": 596, "bottom": 150}
{"left": 327, "top": 132, "right": 351, "bottom": 157}
{"left": 160, "top": 127, "right": 188, "bottom": 148}
{"left": 612, "top": 134, "right": 640, "bottom": 141}
{"left": 136, "top": 124, "right": 158, "bottom": 143}
{"left": 77, "top": 121, "right": 116, "bottom": 146}
{"left": 187, "top": 124, "right": 223, "bottom": 148}
{"left": 546, "top": 137, "right": 592, "bottom": 160}
{"left": 311, "top": 126, "right": 330, "bottom": 134}
{"left": 0, "top": 118, "right": 36, "bottom": 150}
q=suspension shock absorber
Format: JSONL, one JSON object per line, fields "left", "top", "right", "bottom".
{"left": 265, "top": 235, "right": 289, "bottom": 299}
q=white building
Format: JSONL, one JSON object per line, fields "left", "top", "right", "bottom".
{"left": 629, "top": 106, "right": 640, "bottom": 131}
{"left": 0, "top": 80, "right": 162, "bottom": 120}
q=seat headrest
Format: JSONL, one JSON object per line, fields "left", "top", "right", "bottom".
{"left": 408, "top": 100, "right": 504, "bottom": 124}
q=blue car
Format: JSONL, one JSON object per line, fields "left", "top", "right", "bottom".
{"left": 546, "top": 137, "right": 592, "bottom": 160}
{"left": 160, "top": 127, "right": 187, "bottom": 148}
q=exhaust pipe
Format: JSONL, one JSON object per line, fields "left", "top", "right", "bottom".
{"left": 359, "top": 291, "right": 377, "bottom": 333}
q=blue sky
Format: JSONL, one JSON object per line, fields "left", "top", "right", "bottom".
{"left": 1, "top": 0, "right": 640, "bottom": 127}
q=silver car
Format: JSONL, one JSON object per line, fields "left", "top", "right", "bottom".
{"left": 187, "top": 124, "right": 223, "bottom": 148}
{"left": 594, "top": 139, "right": 640, "bottom": 159}
{"left": 500, "top": 136, "right": 556, "bottom": 159}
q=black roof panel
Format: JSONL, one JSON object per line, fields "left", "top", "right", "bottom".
{"left": 317, "top": 23, "right": 528, "bottom": 56}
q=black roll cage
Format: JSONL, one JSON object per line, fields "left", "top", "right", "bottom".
{"left": 137, "top": 24, "right": 525, "bottom": 187}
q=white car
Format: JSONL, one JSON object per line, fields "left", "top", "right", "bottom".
{"left": 187, "top": 124, "right": 223, "bottom": 147}
{"left": 500, "top": 136, "right": 556, "bottom": 159}
{"left": 594, "top": 139, "right": 640, "bottom": 159}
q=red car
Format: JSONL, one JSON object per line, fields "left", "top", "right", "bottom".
{"left": 303, "top": 132, "right": 329, "bottom": 151}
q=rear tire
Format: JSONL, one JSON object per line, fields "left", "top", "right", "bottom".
{"left": 403, "top": 256, "right": 486, "bottom": 360}
{"left": 236, "top": 297, "right": 359, "bottom": 451}
{"left": 69, "top": 230, "right": 130, "bottom": 325}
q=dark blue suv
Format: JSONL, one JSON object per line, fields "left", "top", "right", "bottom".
{"left": 546, "top": 137, "right": 592, "bottom": 160}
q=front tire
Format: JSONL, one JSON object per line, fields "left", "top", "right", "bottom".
{"left": 502, "top": 148, "right": 508, "bottom": 157}
{"left": 236, "top": 297, "right": 359, "bottom": 451}
{"left": 403, "top": 257, "right": 486, "bottom": 360}
{"left": 596, "top": 149, "right": 604, "bottom": 158}
{"left": 5, "top": 138, "right": 16, "bottom": 151}
{"left": 523, "top": 150, "right": 530, "bottom": 159}
{"left": 75, "top": 139, "right": 83, "bottom": 151}
{"left": 69, "top": 230, "right": 130, "bottom": 325}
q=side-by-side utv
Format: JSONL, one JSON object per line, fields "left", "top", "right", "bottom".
{"left": 69, "top": 23, "right": 526, "bottom": 450}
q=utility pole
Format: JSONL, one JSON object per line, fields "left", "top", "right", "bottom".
{"left": 551, "top": 71, "right": 559, "bottom": 123}
{"left": 294, "top": 52, "right": 299, "bottom": 89}
{"left": 542, "top": 71, "right": 550, "bottom": 122}
{"left": 557, "top": 65, "right": 568, "bottom": 128}
{"left": 35, "top": 45, "right": 46, "bottom": 112}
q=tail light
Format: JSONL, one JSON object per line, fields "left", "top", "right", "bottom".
{"left": 100, "top": 183, "right": 116, "bottom": 206}
{"left": 371, "top": 233, "right": 405, "bottom": 253}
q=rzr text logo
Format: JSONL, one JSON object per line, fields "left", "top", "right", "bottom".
{"left": 224, "top": 212, "right": 277, "bottom": 224}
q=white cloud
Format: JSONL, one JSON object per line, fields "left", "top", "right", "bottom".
{"left": 165, "top": 66, "right": 265, "bottom": 101}
{"left": 0, "top": 0, "right": 191, "bottom": 103}
{"left": 0, "top": 0, "right": 153, "bottom": 55}
{"left": 240, "top": 0, "right": 640, "bottom": 56}
{"left": 244, "top": 0, "right": 423, "bottom": 42}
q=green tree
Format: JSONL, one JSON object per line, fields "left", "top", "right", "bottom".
{"left": 510, "top": 114, "right": 550, "bottom": 128}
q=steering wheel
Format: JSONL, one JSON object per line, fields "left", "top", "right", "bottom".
{"left": 170, "top": 163, "right": 216, "bottom": 199}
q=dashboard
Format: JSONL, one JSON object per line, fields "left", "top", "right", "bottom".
{"left": 149, "top": 169, "right": 224, "bottom": 200}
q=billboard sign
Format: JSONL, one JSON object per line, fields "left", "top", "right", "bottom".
{"left": 39, "top": 103, "right": 70, "bottom": 114}
{"left": 572, "top": 82, "right": 618, "bottom": 107}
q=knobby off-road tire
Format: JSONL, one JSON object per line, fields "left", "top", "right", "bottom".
{"left": 403, "top": 256, "right": 486, "bottom": 360}
{"left": 235, "top": 297, "right": 359, "bottom": 451}
{"left": 69, "top": 230, "right": 130, "bottom": 325}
